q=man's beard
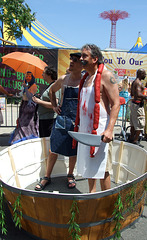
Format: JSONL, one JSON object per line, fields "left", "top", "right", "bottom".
{"left": 81, "top": 60, "right": 88, "bottom": 66}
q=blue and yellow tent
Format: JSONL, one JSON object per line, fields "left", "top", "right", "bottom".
{"left": 129, "top": 32, "right": 144, "bottom": 52}
{"left": 2, "top": 19, "right": 75, "bottom": 49}
{"left": 138, "top": 43, "right": 147, "bottom": 53}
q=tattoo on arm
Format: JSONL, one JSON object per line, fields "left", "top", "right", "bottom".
{"left": 110, "top": 76, "right": 117, "bottom": 84}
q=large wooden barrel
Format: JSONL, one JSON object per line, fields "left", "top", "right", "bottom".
{"left": 0, "top": 138, "right": 147, "bottom": 240}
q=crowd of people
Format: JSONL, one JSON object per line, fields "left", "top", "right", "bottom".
{"left": 0, "top": 44, "right": 147, "bottom": 193}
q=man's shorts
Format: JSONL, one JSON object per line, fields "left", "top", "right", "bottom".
{"left": 130, "top": 102, "right": 145, "bottom": 130}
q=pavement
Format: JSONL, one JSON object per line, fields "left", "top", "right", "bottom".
{"left": 0, "top": 127, "right": 147, "bottom": 240}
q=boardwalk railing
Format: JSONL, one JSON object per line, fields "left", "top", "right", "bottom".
{"left": 0, "top": 95, "right": 131, "bottom": 133}
{"left": 114, "top": 100, "right": 131, "bottom": 141}
{"left": 0, "top": 95, "right": 21, "bottom": 128}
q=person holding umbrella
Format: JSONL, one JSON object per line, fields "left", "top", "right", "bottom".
{"left": 10, "top": 71, "right": 39, "bottom": 145}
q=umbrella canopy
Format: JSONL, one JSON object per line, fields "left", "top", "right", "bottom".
{"left": 2, "top": 52, "right": 47, "bottom": 78}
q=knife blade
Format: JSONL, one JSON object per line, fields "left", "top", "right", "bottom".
{"left": 68, "top": 131, "right": 102, "bottom": 147}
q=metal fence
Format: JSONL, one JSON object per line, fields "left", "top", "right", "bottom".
{"left": 0, "top": 96, "right": 21, "bottom": 128}
{"left": 114, "top": 101, "right": 131, "bottom": 141}
{"left": 0, "top": 95, "right": 131, "bottom": 135}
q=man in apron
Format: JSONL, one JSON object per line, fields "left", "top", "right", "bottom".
{"left": 74, "top": 44, "right": 120, "bottom": 193}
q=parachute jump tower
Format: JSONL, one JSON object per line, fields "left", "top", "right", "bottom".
{"left": 99, "top": 10, "right": 129, "bottom": 48}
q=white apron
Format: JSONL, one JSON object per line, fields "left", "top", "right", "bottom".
{"left": 77, "top": 74, "right": 109, "bottom": 179}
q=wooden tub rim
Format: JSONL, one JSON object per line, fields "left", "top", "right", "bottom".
{"left": 0, "top": 172, "right": 146, "bottom": 200}
{"left": 0, "top": 138, "right": 146, "bottom": 200}
{"left": 0, "top": 138, "right": 147, "bottom": 154}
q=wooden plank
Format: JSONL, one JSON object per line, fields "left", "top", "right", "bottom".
{"left": 8, "top": 147, "right": 21, "bottom": 188}
{"left": 115, "top": 141, "right": 124, "bottom": 183}
{"left": 41, "top": 138, "right": 49, "bottom": 167}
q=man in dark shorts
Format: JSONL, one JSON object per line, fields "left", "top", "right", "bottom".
{"left": 35, "top": 52, "right": 83, "bottom": 190}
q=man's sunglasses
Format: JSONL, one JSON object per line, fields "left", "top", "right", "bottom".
{"left": 70, "top": 56, "right": 79, "bottom": 62}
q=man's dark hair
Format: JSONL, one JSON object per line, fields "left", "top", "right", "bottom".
{"left": 81, "top": 44, "right": 104, "bottom": 65}
{"left": 44, "top": 66, "right": 57, "bottom": 80}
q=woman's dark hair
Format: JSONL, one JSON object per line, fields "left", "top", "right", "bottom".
{"left": 44, "top": 66, "right": 57, "bottom": 80}
{"left": 81, "top": 44, "right": 104, "bottom": 65}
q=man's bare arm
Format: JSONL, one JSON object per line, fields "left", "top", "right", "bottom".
{"left": 102, "top": 71, "right": 120, "bottom": 142}
{"left": 0, "top": 85, "right": 13, "bottom": 96}
{"left": 49, "top": 76, "right": 64, "bottom": 114}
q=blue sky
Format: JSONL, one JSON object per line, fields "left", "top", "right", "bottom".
{"left": 25, "top": 0, "right": 147, "bottom": 50}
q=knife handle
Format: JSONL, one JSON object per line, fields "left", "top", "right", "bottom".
{"left": 101, "top": 135, "right": 104, "bottom": 141}
{"left": 101, "top": 135, "right": 113, "bottom": 142}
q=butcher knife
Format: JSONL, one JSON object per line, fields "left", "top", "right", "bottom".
{"left": 68, "top": 131, "right": 103, "bottom": 147}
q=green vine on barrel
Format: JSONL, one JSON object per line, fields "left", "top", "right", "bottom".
{"left": 144, "top": 179, "right": 147, "bottom": 204}
{"left": 112, "top": 193, "right": 124, "bottom": 240}
{"left": 144, "top": 179, "right": 147, "bottom": 191}
{"left": 68, "top": 199, "right": 81, "bottom": 240}
{"left": 125, "top": 184, "right": 137, "bottom": 212}
{"left": 12, "top": 193, "right": 22, "bottom": 229}
{"left": 0, "top": 184, "right": 7, "bottom": 235}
